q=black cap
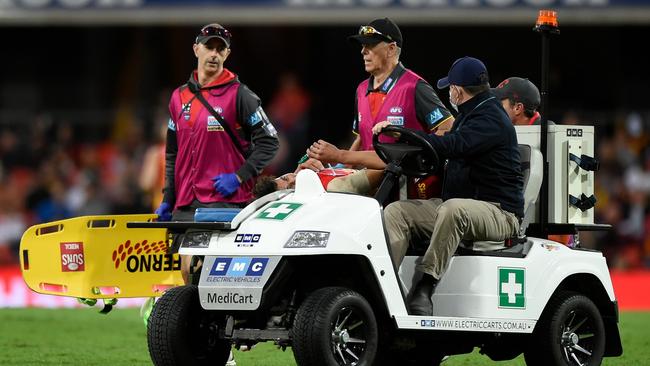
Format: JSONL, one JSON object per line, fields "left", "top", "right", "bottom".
{"left": 195, "top": 23, "right": 232, "bottom": 48}
{"left": 492, "top": 77, "right": 541, "bottom": 111}
{"left": 348, "top": 18, "right": 403, "bottom": 48}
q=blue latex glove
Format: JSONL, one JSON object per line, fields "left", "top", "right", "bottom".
{"left": 212, "top": 173, "right": 241, "bottom": 197}
{"left": 155, "top": 202, "right": 172, "bottom": 221}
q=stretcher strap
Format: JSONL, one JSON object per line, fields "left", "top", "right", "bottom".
{"left": 569, "top": 153, "right": 600, "bottom": 171}
{"left": 569, "top": 194, "right": 596, "bottom": 212}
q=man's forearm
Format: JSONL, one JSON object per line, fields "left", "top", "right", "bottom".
{"left": 339, "top": 150, "right": 386, "bottom": 170}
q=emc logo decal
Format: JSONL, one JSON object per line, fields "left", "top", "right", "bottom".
{"left": 235, "top": 234, "right": 261, "bottom": 243}
{"left": 210, "top": 257, "right": 269, "bottom": 277}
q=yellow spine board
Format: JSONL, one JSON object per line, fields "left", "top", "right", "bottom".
{"left": 19, "top": 214, "right": 184, "bottom": 299}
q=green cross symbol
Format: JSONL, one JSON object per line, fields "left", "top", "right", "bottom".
{"left": 256, "top": 202, "right": 302, "bottom": 220}
{"left": 498, "top": 267, "right": 525, "bottom": 309}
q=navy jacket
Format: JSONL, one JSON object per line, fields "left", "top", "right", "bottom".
{"left": 427, "top": 90, "right": 524, "bottom": 218}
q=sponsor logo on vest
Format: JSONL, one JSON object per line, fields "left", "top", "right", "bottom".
{"left": 60, "top": 242, "right": 85, "bottom": 272}
{"left": 387, "top": 115, "right": 404, "bottom": 126}
{"left": 182, "top": 103, "right": 191, "bottom": 121}
{"left": 389, "top": 106, "right": 403, "bottom": 114}
{"left": 382, "top": 77, "right": 393, "bottom": 92}
{"left": 427, "top": 108, "right": 445, "bottom": 126}
{"left": 207, "top": 115, "right": 225, "bottom": 131}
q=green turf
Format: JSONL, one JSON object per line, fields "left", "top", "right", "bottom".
{"left": 0, "top": 308, "right": 647, "bottom": 365}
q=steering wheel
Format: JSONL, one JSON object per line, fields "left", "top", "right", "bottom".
{"left": 372, "top": 125, "right": 439, "bottom": 177}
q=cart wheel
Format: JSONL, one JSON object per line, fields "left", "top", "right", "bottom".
{"left": 524, "top": 291, "right": 605, "bottom": 366}
{"left": 292, "top": 287, "right": 378, "bottom": 366}
{"left": 147, "top": 285, "right": 231, "bottom": 366}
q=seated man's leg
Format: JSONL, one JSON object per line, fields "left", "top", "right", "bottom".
{"left": 327, "top": 169, "right": 371, "bottom": 194}
{"left": 384, "top": 198, "right": 443, "bottom": 269}
{"left": 417, "top": 198, "right": 519, "bottom": 278}
{"left": 411, "top": 198, "right": 519, "bottom": 315}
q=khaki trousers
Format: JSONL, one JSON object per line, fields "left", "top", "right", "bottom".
{"left": 384, "top": 198, "right": 519, "bottom": 279}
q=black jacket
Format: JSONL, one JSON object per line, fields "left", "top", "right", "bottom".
{"left": 427, "top": 90, "right": 524, "bottom": 217}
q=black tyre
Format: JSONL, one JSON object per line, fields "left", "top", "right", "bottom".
{"left": 292, "top": 287, "right": 379, "bottom": 366}
{"left": 147, "top": 285, "right": 231, "bottom": 366}
{"left": 525, "top": 291, "right": 605, "bottom": 366}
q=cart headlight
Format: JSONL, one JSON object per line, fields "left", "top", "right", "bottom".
{"left": 284, "top": 231, "right": 329, "bottom": 248}
{"left": 181, "top": 231, "right": 212, "bottom": 248}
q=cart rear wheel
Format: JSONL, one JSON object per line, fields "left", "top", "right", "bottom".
{"left": 525, "top": 291, "right": 605, "bottom": 366}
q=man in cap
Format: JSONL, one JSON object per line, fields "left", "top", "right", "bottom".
{"left": 304, "top": 17, "right": 453, "bottom": 199}
{"left": 155, "top": 23, "right": 279, "bottom": 276}
{"left": 492, "top": 77, "right": 542, "bottom": 125}
{"left": 155, "top": 22, "right": 279, "bottom": 365}
{"left": 375, "top": 57, "right": 524, "bottom": 316}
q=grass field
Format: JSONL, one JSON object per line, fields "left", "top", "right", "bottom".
{"left": 0, "top": 308, "right": 648, "bottom": 365}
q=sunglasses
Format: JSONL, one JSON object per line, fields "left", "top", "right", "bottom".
{"left": 198, "top": 25, "right": 232, "bottom": 43}
{"left": 358, "top": 25, "right": 393, "bottom": 43}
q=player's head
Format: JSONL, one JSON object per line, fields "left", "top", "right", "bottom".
{"left": 253, "top": 174, "right": 296, "bottom": 198}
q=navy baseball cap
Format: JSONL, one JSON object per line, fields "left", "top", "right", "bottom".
{"left": 195, "top": 23, "right": 232, "bottom": 48}
{"left": 348, "top": 18, "right": 403, "bottom": 48}
{"left": 437, "top": 56, "right": 488, "bottom": 89}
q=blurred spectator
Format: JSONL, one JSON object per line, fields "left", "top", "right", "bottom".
{"left": 266, "top": 72, "right": 312, "bottom": 174}
{"left": 139, "top": 122, "right": 167, "bottom": 211}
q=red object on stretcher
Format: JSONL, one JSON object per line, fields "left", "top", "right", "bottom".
{"left": 317, "top": 168, "right": 354, "bottom": 189}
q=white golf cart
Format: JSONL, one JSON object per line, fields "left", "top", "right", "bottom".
{"left": 131, "top": 124, "right": 623, "bottom": 366}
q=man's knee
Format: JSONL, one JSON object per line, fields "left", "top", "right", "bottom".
{"left": 438, "top": 199, "right": 469, "bottom": 223}
{"left": 384, "top": 201, "right": 406, "bottom": 225}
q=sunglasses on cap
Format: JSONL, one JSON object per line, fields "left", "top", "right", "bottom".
{"left": 197, "top": 25, "right": 232, "bottom": 44}
{"left": 358, "top": 25, "right": 393, "bottom": 43}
